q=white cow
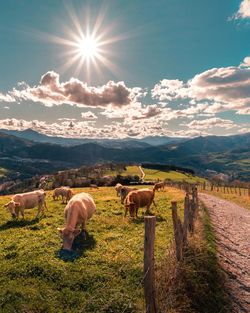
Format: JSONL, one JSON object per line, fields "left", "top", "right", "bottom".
{"left": 114, "top": 183, "right": 123, "bottom": 196}
{"left": 4, "top": 189, "right": 47, "bottom": 219}
{"left": 120, "top": 186, "right": 138, "bottom": 204}
{"left": 57, "top": 192, "right": 96, "bottom": 250}
{"left": 52, "top": 187, "right": 73, "bottom": 204}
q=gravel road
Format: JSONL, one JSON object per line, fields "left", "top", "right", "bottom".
{"left": 199, "top": 193, "right": 250, "bottom": 313}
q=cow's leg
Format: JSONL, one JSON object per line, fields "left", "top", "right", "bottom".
{"left": 36, "top": 203, "right": 43, "bottom": 218}
{"left": 153, "top": 200, "right": 157, "bottom": 208}
{"left": 145, "top": 204, "right": 151, "bottom": 215}
{"left": 43, "top": 200, "right": 48, "bottom": 212}
{"left": 81, "top": 221, "right": 87, "bottom": 239}
{"left": 16, "top": 208, "right": 21, "bottom": 219}
{"left": 124, "top": 206, "right": 128, "bottom": 217}
{"left": 136, "top": 206, "right": 139, "bottom": 218}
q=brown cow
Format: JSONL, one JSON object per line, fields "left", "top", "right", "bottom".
{"left": 120, "top": 186, "right": 137, "bottom": 204}
{"left": 153, "top": 181, "right": 165, "bottom": 192}
{"left": 124, "top": 188, "right": 156, "bottom": 218}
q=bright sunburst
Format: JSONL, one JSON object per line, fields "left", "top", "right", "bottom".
{"left": 77, "top": 36, "right": 99, "bottom": 60}
{"left": 36, "top": 4, "right": 129, "bottom": 81}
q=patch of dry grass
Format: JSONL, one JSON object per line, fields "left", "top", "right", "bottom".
{"left": 155, "top": 206, "right": 231, "bottom": 313}
{"left": 204, "top": 188, "right": 250, "bottom": 210}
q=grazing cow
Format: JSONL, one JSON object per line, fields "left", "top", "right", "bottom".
{"left": 120, "top": 186, "right": 137, "bottom": 204}
{"left": 153, "top": 181, "right": 165, "bottom": 192}
{"left": 124, "top": 188, "right": 156, "bottom": 218}
{"left": 53, "top": 187, "right": 73, "bottom": 204}
{"left": 115, "top": 183, "right": 123, "bottom": 196}
{"left": 57, "top": 192, "right": 96, "bottom": 250}
{"left": 4, "top": 189, "right": 47, "bottom": 219}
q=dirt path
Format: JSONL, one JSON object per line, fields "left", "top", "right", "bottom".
{"left": 199, "top": 193, "right": 250, "bottom": 313}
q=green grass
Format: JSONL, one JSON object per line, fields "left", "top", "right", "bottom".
{"left": 0, "top": 186, "right": 185, "bottom": 313}
{"left": 107, "top": 166, "right": 206, "bottom": 184}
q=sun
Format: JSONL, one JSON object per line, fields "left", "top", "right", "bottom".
{"left": 77, "top": 36, "right": 99, "bottom": 60}
{"left": 36, "top": 4, "right": 129, "bottom": 81}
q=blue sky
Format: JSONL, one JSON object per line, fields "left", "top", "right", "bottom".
{"left": 0, "top": 0, "right": 249, "bottom": 138}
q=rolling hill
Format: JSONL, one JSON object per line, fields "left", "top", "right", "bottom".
{"left": 0, "top": 128, "right": 182, "bottom": 148}
{"left": 0, "top": 131, "right": 249, "bottom": 181}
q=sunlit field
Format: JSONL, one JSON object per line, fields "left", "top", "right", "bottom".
{"left": 107, "top": 166, "right": 206, "bottom": 184}
{"left": 204, "top": 188, "right": 250, "bottom": 210}
{"left": 0, "top": 186, "right": 184, "bottom": 312}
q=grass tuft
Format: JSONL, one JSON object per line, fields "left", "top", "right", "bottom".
{"left": 156, "top": 205, "right": 231, "bottom": 313}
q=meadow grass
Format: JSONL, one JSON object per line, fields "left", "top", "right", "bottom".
{"left": 0, "top": 186, "right": 184, "bottom": 313}
{"left": 204, "top": 188, "right": 250, "bottom": 210}
{"left": 107, "top": 166, "right": 206, "bottom": 184}
{"left": 156, "top": 205, "right": 230, "bottom": 313}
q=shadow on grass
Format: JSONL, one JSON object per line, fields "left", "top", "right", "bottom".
{"left": 56, "top": 232, "right": 96, "bottom": 262}
{"left": 0, "top": 218, "right": 40, "bottom": 231}
{"left": 131, "top": 213, "right": 166, "bottom": 224}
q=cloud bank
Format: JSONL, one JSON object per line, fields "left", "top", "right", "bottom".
{"left": 233, "top": 0, "right": 250, "bottom": 20}
{"left": 3, "top": 71, "right": 142, "bottom": 108}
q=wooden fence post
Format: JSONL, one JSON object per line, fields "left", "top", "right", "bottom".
{"left": 144, "top": 216, "right": 157, "bottom": 313}
{"left": 203, "top": 181, "right": 206, "bottom": 190}
{"left": 183, "top": 194, "right": 189, "bottom": 246}
{"left": 171, "top": 201, "right": 184, "bottom": 261}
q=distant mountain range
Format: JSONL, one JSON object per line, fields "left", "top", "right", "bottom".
{"left": 0, "top": 130, "right": 249, "bottom": 181}
{"left": 0, "top": 128, "right": 184, "bottom": 148}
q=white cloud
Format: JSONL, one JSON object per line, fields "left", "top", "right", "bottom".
{"left": 151, "top": 79, "right": 188, "bottom": 101}
{"left": 183, "top": 118, "right": 236, "bottom": 130}
{"left": 81, "top": 111, "right": 98, "bottom": 119}
{"left": 152, "top": 58, "right": 250, "bottom": 115}
{"left": 0, "top": 93, "right": 15, "bottom": 103}
{"left": 2, "top": 71, "right": 143, "bottom": 108}
{"left": 240, "top": 56, "right": 250, "bottom": 67}
{"left": 233, "top": 0, "right": 250, "bottom": 19}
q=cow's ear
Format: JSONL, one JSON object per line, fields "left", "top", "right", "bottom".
{"left": 57, "top": 227, "right": 63, "bottom": 234}
{"left": 73, "top": 229, "right": 81, "bottom": 236}
{"left": 14, "top": 202, "right": 20, "bottom": 207}
{"left": 3, "top": 202, "right": 9, "bottom": 208}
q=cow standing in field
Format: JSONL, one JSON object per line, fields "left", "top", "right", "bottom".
{"left": 124, "top": 188, "right": 156, "bottom": 218}
{"left": 53, "top": 187, "right": 73, "bottom": 204}
{"left": 4, "top": 189, "right": 47, "bottom": 219}
{"left": 114, "top": 183, "right": 123, "bottom": 196}
{"left": 153, "top": 181, "right": 165, "bottom": 192}
{"left": 57, "top": 192, "right": 96, "bottom": 251}
{"left": 120, "top": 186, "right": 138, "bottom": 204}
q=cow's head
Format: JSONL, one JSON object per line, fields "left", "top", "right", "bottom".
{"left": 57, "top": 227, "right": 81, "bottom": 250}
{"left": 4, "top": 201, "right": 20, "bottom": 218}
{"left": 67, "top": 190, "right": 73, "bottom": 199}
{"left": 125, "top": 202, "right": 136, "bottom": 218}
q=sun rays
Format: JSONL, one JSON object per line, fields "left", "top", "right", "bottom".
{"left": 35, "top": 4, "right": 128, "bottom": 82}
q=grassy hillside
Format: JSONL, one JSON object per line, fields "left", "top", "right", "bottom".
{"left": 108, "top": 166, "right": 206, "bottom": 184}
{"left": 0, "top": 186, "right": 184, "bottom": 312}
{"left": 204, "top": 188, "right": 250, "bottom": 210}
